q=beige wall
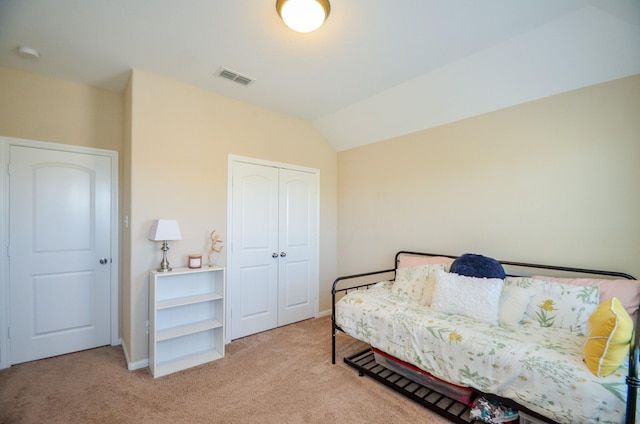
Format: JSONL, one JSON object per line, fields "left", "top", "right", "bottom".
{"left": 338, "top": 74, "right": 640, "bottom": 280}
{"left": 125, "top": 70, "right": 338, "bottom": 364}
{"left": 0, "top": 66, "right": 123, "bottom": 152}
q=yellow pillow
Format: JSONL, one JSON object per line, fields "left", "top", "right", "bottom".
{"left": 584, "top": 297, "right": 633, "bottom": 377}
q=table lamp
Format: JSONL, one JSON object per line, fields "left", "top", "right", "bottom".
{"left": 149, "top": 219, "right": 182, "bottom": 272}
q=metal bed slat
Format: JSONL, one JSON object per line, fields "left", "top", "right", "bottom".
{"left": 345, "top": 349, "right": 476, "bottom": 424}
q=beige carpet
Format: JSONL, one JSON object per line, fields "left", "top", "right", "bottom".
{"left": 0, "top": 316, "right": 450, "bottom": 423}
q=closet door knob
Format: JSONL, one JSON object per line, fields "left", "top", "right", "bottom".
{"left": 280, "top": 252, "right": 286, "bottom": 257}
{"left": 272, "top": 252, "right": 279, "bottom": 258}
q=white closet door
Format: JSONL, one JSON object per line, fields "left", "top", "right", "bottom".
{"left": 277, "top": 168, "right": 318, "bottom": 326}
{"left": 9, "top": 145, "right": 112, "bottom": 364}
{"left": 230, "top": 162, "right": 279, "bottom": 339}
{"left": 230, "top": 160, "right": 318, "bottom": 340}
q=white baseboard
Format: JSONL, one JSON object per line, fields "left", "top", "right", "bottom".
{"left": 317, "top": 309, "right": 331, "bottom": 318}
{"left": 128, "top": 358, "right": 150, "bottom": 371}
{"left": 121, "top": 340, "right": 149, "bottom": 371}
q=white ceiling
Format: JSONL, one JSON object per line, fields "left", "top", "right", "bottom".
{"left": 1, "top": 0, "right": 639, "bottom": 151}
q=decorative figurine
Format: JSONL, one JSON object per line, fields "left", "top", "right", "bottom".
{"left": 208, "top": 230, "right": 224, "bottom": 267}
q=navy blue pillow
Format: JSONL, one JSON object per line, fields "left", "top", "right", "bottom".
{"left": 450, "top": 253, "right": 505, "bottom": 279}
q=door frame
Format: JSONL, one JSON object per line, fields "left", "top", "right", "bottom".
{"left": 226, "top": 155, "right": 320, "bottom": 343}
{"left": 0, "top": 136, "right": 120, "bottom": 369}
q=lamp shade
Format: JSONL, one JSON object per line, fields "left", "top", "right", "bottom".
{"left": 148, "top": 219, "right": 182, "bottom": 241}
{"left": 276, "top": 0, "right": 330, "bottom": 33}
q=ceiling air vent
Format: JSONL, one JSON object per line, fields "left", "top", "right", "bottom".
{"left": 215, "top": 67, "right": 255, "bottom": 86}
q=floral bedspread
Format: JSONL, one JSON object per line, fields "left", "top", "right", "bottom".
{"left": 336, "top": 282, "right": 634, "bottom": 424}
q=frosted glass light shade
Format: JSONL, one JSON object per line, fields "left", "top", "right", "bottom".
{"left": 276, "top": 0, "right": 330, "bottom": 33}
{"left": 148, "top": 219, "right": 182, "bottom": 241}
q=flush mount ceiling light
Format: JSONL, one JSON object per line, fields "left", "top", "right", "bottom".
{"left": 276, "top": 0, "right": 331, "bottom": 33}
{"left": 16, "top": 45, "right": 40, "bottom": 60}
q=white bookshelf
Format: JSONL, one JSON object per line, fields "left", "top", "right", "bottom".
{"left": 149, "top": 266, "right": 225, "bottom": 378}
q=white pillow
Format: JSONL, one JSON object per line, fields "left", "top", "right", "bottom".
{"left": 431, "top": 270, "right": 504, "bottom": 325}
{"left": 506, "top": 277, "right": 600, "bottom": 335}
{"left": 498, "top": 285, "right": 535, "bottom": 327}
{"left": 391, "top": 263, "right": 447, "bottom": 304}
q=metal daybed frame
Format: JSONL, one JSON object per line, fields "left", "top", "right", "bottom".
{"left": 331, "top": 251, "right": 639, "bottom": 424}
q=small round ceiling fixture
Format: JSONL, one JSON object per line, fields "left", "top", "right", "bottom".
{"left": 17, "top": 46, "right": 40, "bottom": 60}
{"left": 276, "top": 0, "right": 330, "bottom": 33}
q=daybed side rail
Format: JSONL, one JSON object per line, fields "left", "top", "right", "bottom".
{"left": 331, "top": 268, "right": 395, "bottom": 364}
{"left": 331, "top": 268, "right": 396, "bottom": 294}
{"left": 627, "top": 312, "right": 640, "bottom": 424}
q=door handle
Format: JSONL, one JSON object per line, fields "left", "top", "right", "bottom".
{"left": 280, "top": 252, "right": 286, "bottom": 257}
{"left": 99, "top": 258, "right": 109, "bottom": 265}
{"left": 272, "top": 253, "right": 279, "bottom": 258}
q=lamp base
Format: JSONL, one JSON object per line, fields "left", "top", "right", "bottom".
{"left": 158, "top": 240, "right": 172, "bottom": 272}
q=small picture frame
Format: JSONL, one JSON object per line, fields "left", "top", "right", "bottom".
{"left": 188, "top": 254, "right": 202, "bottom": 269}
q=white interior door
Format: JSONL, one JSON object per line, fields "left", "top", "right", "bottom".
{"left": 230, "top": 162, "right": 279, "bottom": 339}
{"left": 9, "top": 145, "right": 112, "bottom": 364}
{"left": 277, "top": 168, "right": 318, "bottom": 326}
{"left": 229, "top": 160, "right": 318, "bottom": 340}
